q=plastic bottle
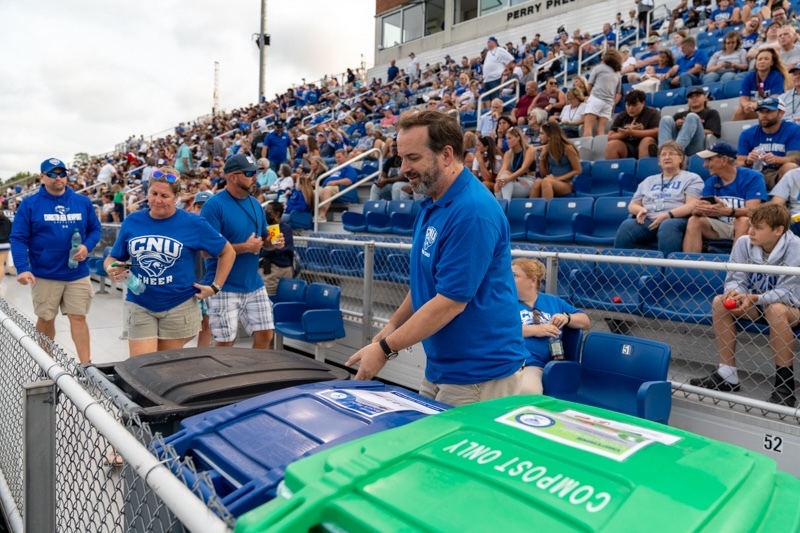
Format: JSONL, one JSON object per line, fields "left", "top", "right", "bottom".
{"left": 111, "top": 261, "right": 145, "bottom": 295}
{"left": 549, "top": 335, "right": 565, "bottom": 361}
{"left": 753, "top": 151, "right": 764, "bottom": 172}
{"left": 67, "top": 229, "right": 81, "bottom": 269}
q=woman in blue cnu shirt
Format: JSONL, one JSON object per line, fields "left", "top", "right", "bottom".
{"left": 512, "top": 258, "right": 590, "bottom": 394}
{"left": 104, "top": 167, "right": 235, "bottom": 357}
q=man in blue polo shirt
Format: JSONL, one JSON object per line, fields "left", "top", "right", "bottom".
{"left": 662, "top": 36, "right": 708, "bottom": 89}
{"left": 262, "top": 121, "right": 293, "bottom": 171}
{"left": 346, "top": 110, "right": 526, "bottom": 406}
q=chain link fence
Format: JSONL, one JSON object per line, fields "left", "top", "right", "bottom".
{"left": 294, "top": 235, "right": 800, "bottom": 423}
{"left": 0, "top": 298, "right": 234, "bottom": 532}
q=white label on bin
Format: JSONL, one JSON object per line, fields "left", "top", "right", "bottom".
{"left": 316, "top": 389, "right": 445, "bottom": 417}
{"left": 494, "top": 406, "right": 679, "bottom": 462}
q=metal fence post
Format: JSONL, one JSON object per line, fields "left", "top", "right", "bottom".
{"left": 544, "top": 256, "right": 559, "bottom": 296}
{"left": 362, "top": 242, "right": 375, "bottom": 348}
{"left": 23, "top": 380, "right": 56, "bottom": 533}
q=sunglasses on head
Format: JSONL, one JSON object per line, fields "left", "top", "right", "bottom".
{"left": 45, "top": 170, "right": 68, "bottom": 178}
{"left": 151, "top": 170, "right": 179, "bottom": 183}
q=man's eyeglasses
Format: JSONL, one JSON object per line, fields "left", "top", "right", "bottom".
{"left": 151, "top": 170, "right": 179, "bottom": 183}
{"left": 237, "top": 170, "right": 257, "bottom": 178}
{"left": 45, "top": 170, "right": 68, "bottom": 179}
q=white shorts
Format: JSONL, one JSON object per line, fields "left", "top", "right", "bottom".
{"left": 584, "top": 95, "right": 614, "bottom": 119}
{"left": 207, "top": 286, "right": 274, "bottom": 342}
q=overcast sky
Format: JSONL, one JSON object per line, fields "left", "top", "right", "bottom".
{"left": 0, "top": 0, "right": 375, "bottom": 179}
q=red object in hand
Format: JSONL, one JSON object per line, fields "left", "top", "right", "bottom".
{"left": 612, "top": 296, "right": 623, "bottom": 304}
{"left": 724, "top": 298, "right": 738, "bottom": 310}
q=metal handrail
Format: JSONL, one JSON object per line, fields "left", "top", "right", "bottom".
{"left": 122, "top": 184, "right": 144, "bottom": 220}
{"left": 577, "top": 40, "right": 608, "bottom": 80}
{"left": 476, "top": 78, "right": 521, "bottom": 124}
{"left": 313, "top": 147, "right": 383, "bottom": 231}
{"left": 644, "top": 3, "right": 671, "bottom": 42}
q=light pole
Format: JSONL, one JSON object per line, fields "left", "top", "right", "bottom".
{"left": 252, "top": 0, "right": 268, "bottom": 103}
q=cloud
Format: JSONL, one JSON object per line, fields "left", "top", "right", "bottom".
{"left": 0, "top": 0, "right": 375, "bottom": 177}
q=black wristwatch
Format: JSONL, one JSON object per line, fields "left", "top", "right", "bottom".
{"left": 210, "top": 282, "right": 222, "bottom": 294}
{"left": 379, "top": 337, "right": 399, "bottom": 360}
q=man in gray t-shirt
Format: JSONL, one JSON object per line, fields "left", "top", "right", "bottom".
{"left": 769, "top": 167, "right": 800, "bottom": 236}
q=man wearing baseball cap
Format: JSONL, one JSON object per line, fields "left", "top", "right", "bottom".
{"left": 683, "top": 141, "right": 767, "bottom": 253}
{"left": 200, "top": 153, "right": 285, "bottom": 350}
{"left": 482, "top": 36, "right": 515, "bottom": 100}
{"left": 658, "top": 86, "right": 721, "bottom": 156}
{"left": 10, "top": 158, "right": 102, "bottom": 364}
{"left": 736, "top": 96, "right": 800, "bottom": 189}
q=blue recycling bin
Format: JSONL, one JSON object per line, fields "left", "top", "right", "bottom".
{"left": 159, "top": 380, "right": 450, "bottom": 517}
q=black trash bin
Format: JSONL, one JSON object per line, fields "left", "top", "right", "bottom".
{"left": 87, "top": 347, "right": 351, "bottom": 437}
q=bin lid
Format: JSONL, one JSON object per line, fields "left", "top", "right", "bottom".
{"left": 234, "top": 395, "right": 800, "bottom": 533}
{"left": 165, "top": 380, "right": 449, "bottom": 516}
{"left": 114, "top": 348, "right": 351, "bottom": 410}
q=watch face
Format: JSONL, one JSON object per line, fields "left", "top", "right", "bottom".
{"left": 385, "top": 351, "right": 399, "bottom": 361}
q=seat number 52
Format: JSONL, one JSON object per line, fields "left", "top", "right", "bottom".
{"left": 763, "top": 434, "right": 784, "bottom": 454}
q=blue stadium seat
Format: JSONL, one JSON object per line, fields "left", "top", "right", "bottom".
{"left": 574, "top": 158, "right": 636, "bottom": 197}
{"left": 271, "top": 278, "right": 307, "bottom": 304}
{"left": 574, "top": 196, "right": 632, "bottom": 245}
{"left": 620, "top": 157, "right": 660, "bottom": 196}
{"left": 507, "top": 198, "right": 546, "bottom": 241}
{"left": 653, "top": 88, "right": 687, "bottom": 108}
{"left": 329, "top": 248, "right": 363, "bottom": 276}
{"left": 639, "top": 252, "right": 728, "bottom": 325}
{"left": 526, "top": 197, "right": 594, "bottom": 243}
{"left": 460, "top": 111, "right": 477, "bottom": 129}
{"left": 296, "top": 246, "right": 332, "bottom": 273}
{"left": 496, "top": 198, "right": 509, "bottom": 213}
{"left": 362, "top": 200, "right": 413, "bottom": 235}
{"left": 288, "top": 211, "right": 313, "bottom": 230}
{"left": 273, "top": 283, "right": 346, "bottom": 361}
{"left": 539, "top": 245, "right": 598, "bottom": 301}
{"left": 390, "top": 201, "right": 420, "bottom": 236}
{"left": 722, "top": 78, "right": 743, "bottom": 99}
{"left": 341, "top": 200, "right": 386, "bottom": 233}
{"left": 358, "top": 160, "right": 380, "bottom": 179}
{"left": 688, "top": 155, "right": 711, "bottom": 181}
{"left": 697, "top": 81, "right": 724, "bottom": 101}
{"left": 87, "top": 247, "right": 112, "bottom": 294}
{"left": 543, "top": 332, "right": 672, "bottom": 424}
{"left": 570, "top": 248, "right": 663, "bottom": 314}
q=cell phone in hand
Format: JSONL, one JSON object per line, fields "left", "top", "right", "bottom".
{"left": 700, "top": 196, "right": 718, "bottom": 204}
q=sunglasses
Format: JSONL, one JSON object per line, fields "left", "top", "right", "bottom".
{"left": 151, "top": 170, "right": 179, "bottom": 183}
{"left": 45, "top": 170, "right": 68, "bottom": 178}
{"left": 237, "top": 170, "right": 257, "bottom": 178}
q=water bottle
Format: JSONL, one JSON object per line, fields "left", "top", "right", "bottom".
{"left": 111, "top": 262, "right": 145, "bottom": 295}
{"left": 67, "top": 229, "right": 81, "bottom": 269}
{"left": 753, "top": 150, "right": 764, "bottom": 172}
{"left": 549, "top": 335, "right": 565, "bottom": 361}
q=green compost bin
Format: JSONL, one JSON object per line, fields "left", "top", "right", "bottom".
{"left": 234, "top": 395, "right": 800, "bottom": 533}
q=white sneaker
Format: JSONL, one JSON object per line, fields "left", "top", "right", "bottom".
{"left": 315, "top": 216, "right": 327, "bottom": 223}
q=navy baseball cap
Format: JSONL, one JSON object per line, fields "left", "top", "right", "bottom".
{"left": 756, "top": 97, "right": 786, "bottom": 112}
{"left": 41, "top": 158, "right": 66, "bottom": 173}
{"left": 697, "top": 142, "right": 737, "bottom": 159}
{"left": 223, "top": 153, "right": 258, "bottom": 174}
{"left": 488, "top": 36, "right": 498, "bottom": 44}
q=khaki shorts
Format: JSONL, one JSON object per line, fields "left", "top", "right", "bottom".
{"left": 708, "top": 217, "right": 735, "bottom": 239}
{"left": 262, "top": 265, "right": 294, "bottom": 296}
{"left": 520, "top": 366, "right": 545, "bottom": 395}
{"left": 126, "top": 297, "right": 201, "bottom": 341}
{"left": 319, "top": 185, "right": 339, "bottom": 197}
{"left": 419, "top": 367, "right": 523, "bottom": 407}
{"left": 31, "top": 276, "right": 93, "bottom": 321}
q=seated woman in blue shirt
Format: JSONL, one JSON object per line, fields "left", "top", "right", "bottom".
{"left": 529, "top": 122, "right": 582, "bottom": 200}
{"left": 512, "top": 258, "right": 591, "bottom": 395}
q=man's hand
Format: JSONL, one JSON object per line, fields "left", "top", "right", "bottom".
{"left": 17, "top": 272, "right": 35, "bottom": 286}
{"left": 375, "top": 177, "right": 389, "bottom": 188}
{"left": 243, "top": 233, "right": 263, "bottom": 254}
{"left": 345, "top": 343, "right": 388, "bottom": 380}
{"left": 675, "top": 118, "right": 685, "bottom": 129}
